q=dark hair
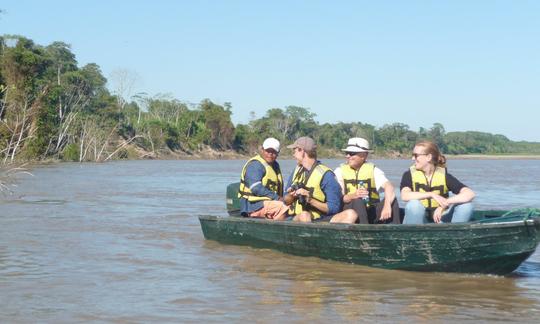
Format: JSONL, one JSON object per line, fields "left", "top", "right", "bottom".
{"left": 415, "top": 140, "right": 446, "bottom": 167}
{"left": 305, "top": 148, "right": 317, "bottom": 159}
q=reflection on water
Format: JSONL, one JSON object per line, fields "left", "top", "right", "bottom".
{"left": 202, "top": 240, "right": 540, "bottom": 322}
{"left": 1, "top": 159, "right": 540, "bottom": 322}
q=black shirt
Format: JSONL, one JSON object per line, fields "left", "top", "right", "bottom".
{"left": 400, "top": 170, "right": 467, "bottom": 194}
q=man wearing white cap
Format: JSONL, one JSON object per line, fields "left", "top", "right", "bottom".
{"left": 334, "top": 137, "right": 401, "bottom": 224}
{"left": 238, "top": 137, "right": 288, "bottom": 220}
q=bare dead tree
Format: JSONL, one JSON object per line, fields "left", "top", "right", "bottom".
{"left": 49, "top": 81, "right": 90, "bottom": 157}
{"left": 78, "top": 118, "right": 94, "bottom": 162}
{"left": 78, "top": 117, "right": 108, "bottom": 162}
{"left": 145, "top": 129, "right": 156, "bottom": 157}
{"left": 109, "top": 68, "right": 138, "bottom": 112}
{"left": 95, "top": 125, "right": 118, "bottom": 161}
{"left": 0, "top": 84, "right": 7, "bottom": 120}
{"left": 1, "top": 98, "right": 37, "bottom": 164}
{"left": 0, "top": 83, "right": 48, "bottom": 164}
{"left": 78, "top": 118, "right": 139, "bottom": 162}
{"left": 131, "top": 92, "right": 149, "bottom": 125}
{"left": 103, "top": 135, "right": 142, "bottom": 162}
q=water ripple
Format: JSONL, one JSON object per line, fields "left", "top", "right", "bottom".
{"left": 1, "top": 159, "right": 540, "bottom": 322}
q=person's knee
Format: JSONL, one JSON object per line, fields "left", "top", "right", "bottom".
{"left": 331, "top": 209, "right": 357, "bottom": 224}
{"left": 404, "top": 200, "right": 426, "bottom": 224}
{"left": 345, "top": 209, "right": 357, "bottom": 221}
{"left": 294, "top": 211, "right": 312, "bottom": 222}
{"left": 456, "top": 202, "right": 473, "bottom": 213}
{"left": 451, "top": 202, "right": 474, "bottom": 223}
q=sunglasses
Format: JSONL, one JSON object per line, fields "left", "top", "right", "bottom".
{"left": 265, "top": 149, "right": 279, "bottom": 155}
{"left": 412, "top": 153, "right": 428, "bottom": 159}
{"left": 345, "top": 152, "right": 362, "bottom": 157}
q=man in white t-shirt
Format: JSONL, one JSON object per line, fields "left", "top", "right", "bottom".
{"left": 334, "top": 138, "right": 401, "bottom": 224}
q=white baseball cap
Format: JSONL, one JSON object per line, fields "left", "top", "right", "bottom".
{"left": 262, "top": 137, "right": 280, "bottom": 152}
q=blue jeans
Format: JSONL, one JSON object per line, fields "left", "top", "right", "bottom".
{"left": 403, "top": 200, "right": 473, "bottom": 224}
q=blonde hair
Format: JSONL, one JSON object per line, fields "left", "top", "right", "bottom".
{"left": 415, "top": 141, "right": 446, "bottom": 167}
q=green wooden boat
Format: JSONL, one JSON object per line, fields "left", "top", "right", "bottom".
{"left": 199, "top": 183, "right": 540, "bottom": 275}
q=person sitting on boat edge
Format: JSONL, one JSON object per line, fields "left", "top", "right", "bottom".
{"left": 400, "top": 140, "right": 476, "bottom": 224}
{"left": 285, "top": 136, "right": 357, "bottom": 223}
{"left": 238, "top": 137, "right": 289, "bottom": 220}
{"left": 335, "top": 137, "right": 401, "bottom": 224}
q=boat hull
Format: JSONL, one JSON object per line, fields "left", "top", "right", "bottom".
{"left": 199, "top": 214, "right": 540, "bottom": 275}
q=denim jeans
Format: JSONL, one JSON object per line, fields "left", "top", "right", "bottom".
{"left": 403, "top": 200, "right": 473, "bottom": 224}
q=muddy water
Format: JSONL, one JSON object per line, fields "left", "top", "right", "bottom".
{"left": 1, "top": 159, "right": 539, "bottom": 322}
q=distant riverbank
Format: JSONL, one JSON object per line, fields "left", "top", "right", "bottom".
{"left": 153, "top": 147, "right": 540, "bottom": 161}
{"left": 4, "top": 146, "right": 540, "bottom": 167}
{"left": 446, "top": 154, "right": 540, "bottom": 160}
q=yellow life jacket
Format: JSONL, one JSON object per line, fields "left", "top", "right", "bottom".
{"left": 410, "top": 165, "right": 448, "bottom": 208}
{"left": 238, "top": 154, "right": 283, "bottom": 202}
{"left": 289, "top": 162, "right": 332, "bottom": 219}
{"left": 340, "top": 162, "right": 380, "bottom": 206}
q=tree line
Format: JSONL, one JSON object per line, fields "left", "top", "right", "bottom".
{"left": 1, "top": 35, "right": 539, "bottom": 165}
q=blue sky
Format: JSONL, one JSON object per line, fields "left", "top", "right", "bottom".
{"left": 1, "top": 1, "right": 539, "bottom": 141}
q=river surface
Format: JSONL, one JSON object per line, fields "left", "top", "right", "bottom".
{"left": 1, "top": 159, "right": 540, "bottom": 322}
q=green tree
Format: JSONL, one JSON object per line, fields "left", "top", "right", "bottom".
{"left": 0, "top": 36, "right": 52, "bottom": 160}
{"left": 444, "top": 131, "right": 510, "bottom": 154}
{"left": 428, "top": 123, "right": 446, "bottom": 152}
{"left": 199, "top": 99, "right": 234, "bottom": 149}
{"left": 317, "top": 122, "right": 376, "bottom": 151}
{"left": 375, "top": 123, "right": 417, "bottom": 153}
{"left": 284, "top": 105, "right": 318, "bottom": 140}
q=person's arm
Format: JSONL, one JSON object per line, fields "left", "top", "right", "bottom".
{"left": 448, "top": 187, "right": 475, "bottom": 204}
{"left": 245, "top": 161, "right": 279, "bottom": 200}
{"left": 379, "top": 181, "right": 395, "bottom": 221}
{"left": 372, "top": 167, "right": 393, "bottom": 220}
{"left": 312, "top": 172, "right": 342, "bottom": 215}
{"left": 307, "top": 196, "right": 329, "bottom": 215}
{"left": 295, "top": 171, "right": 341, "bottom": 215}
{"left": 430, "top": 173, "right": 476, "bottom": 223}
{"left": 446, "top": 173, "right": 475, "bottom": 204}
{"left": 400, "top": 170, "right": 427, "bottom": 201}
{"left": 399, "top": 170, "right": 447, "bottom": 206}
{"left": 334, "top": 167, "right": 345, "bottom": 195}
{"left": 433, "top": 174, "right": 475, "bottom": 219}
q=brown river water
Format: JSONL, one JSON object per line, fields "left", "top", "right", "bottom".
{"left": 1, "top": 159, "right": 540, "bottom": 322}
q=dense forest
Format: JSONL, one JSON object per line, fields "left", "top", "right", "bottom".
{"left": 1, "top": 35, "right": 540, "bottom": 165}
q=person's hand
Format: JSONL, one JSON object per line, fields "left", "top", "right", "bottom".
{"left": 379, "top": 205, "right": 392, "bottom": 221}
{"left": 352, "top": 187, "right": 369, "bottom": 200}
{"left": 295, "top": 188, "right": 311, "bottom": 202}
{"left": 283, "top": 193, "right": 295, "bottom": 206}
{"left": 431, "top": 193, "right": 449, "bottom": 209}
{"left": 433, "top": 207, "right": 445, "bottom": 223}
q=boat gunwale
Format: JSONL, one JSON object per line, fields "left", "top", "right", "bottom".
{"left": 198, "top": 214, "right": 538, "bottom": 232}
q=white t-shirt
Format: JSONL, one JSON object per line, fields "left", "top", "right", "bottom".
{"left": 334, "top": 163, "right": 389, "bottom": 195}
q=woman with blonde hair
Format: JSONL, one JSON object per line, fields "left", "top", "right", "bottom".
{"left": 400, "top": 141, "right": 475, "bottom": 224}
